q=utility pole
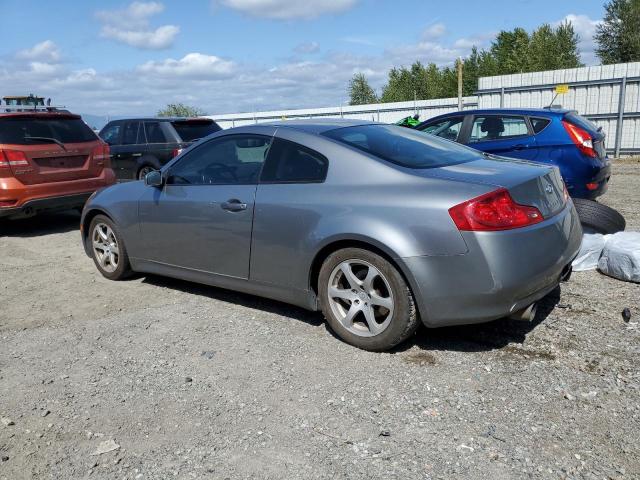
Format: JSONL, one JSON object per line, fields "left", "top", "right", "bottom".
{"left": 457, "top": 57, "right": 463, "bottom": 111}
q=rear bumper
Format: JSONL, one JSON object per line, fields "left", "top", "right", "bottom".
{"left": 401, "top": 203, "right": 583, "bottom": 327}
{"left": 0, "top": 192, "right": 93, "bottom": 218}
{"left": 0, "top": 169, "right": 115, "bottom": 218}
{"left": 568, "top": 161, "right": 611, "bottom": 200}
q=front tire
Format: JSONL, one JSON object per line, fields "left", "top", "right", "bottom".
{"left": 89, "top": 214, "right": 132, "bottom": 280}
{"left": 318, "top": 248, "right": 419, "bottom": 351}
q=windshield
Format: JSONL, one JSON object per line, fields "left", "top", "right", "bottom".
{"left": 171, "top": 120, "right": 221, "bottom": 142}
{"left": 0, "top": 117, "right": 97, "bottom": 145}
{"left": 322, "top": 124, "right": 482, "bottom": 169}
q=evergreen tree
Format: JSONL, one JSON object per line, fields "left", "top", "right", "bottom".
{"left": 348, "top": 73, "right": 378, "bottom": 105}
{"left": 595, "top": 0, "right": 640, "bottom": 64}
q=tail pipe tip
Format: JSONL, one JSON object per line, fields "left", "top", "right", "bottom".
{"left": 509, "top": 302, "right": 538, "bottom": 322}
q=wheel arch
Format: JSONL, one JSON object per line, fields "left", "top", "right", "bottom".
{"left": 81, "top": 208, "right": 114, "bottom": 256}
{"left": 307, "top": 236, "right": 423, "bottom": 320}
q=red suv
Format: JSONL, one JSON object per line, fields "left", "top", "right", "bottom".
{"left": 0, "top": 110, "right": 115, "bottom": 219}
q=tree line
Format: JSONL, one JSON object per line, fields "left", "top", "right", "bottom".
{"left": 349, "top": 0, "right": 640, "bottom": 105}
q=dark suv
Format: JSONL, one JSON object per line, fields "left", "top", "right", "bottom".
{"left": 99, "top": 117, "right": 221, "bottom": 180}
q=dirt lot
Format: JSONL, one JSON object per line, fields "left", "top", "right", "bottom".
{"left": 1, "top": 162, "right": 639, "bottom": 480}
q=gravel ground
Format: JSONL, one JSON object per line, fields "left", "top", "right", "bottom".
{"left": 1, "top": 162, "right": 639, "bottom": 480}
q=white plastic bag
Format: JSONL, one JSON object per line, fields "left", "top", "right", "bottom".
{"left": 597, "top": 232, "right": 640, "bottom": 283}
{"left": 572, "top": 233, "right": 607, "bottom": 272}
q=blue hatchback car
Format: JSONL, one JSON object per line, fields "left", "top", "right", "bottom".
{"left": 415, "top": 108, "right": 611, "bottom": 200}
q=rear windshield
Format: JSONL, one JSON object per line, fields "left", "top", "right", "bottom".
{"left": 0, "top": 117, "right": 98, "bottom": 145}
{"left": 565, "top": 112, "right": 599, "bottom": 133}
{"left": 322, "top": 124, "right": 481, "bottom": 169}
{"left": 171, "top": 120, "right": 221, "bottom": 142}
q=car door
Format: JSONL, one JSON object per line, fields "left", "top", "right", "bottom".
{"left": 250, "top": 134, "right": 329, "bottom": 290}
{"left": 113, "top": 121, "right": 145, "bottom": 180}
{"left": 464, "top": 114, "right": 539, "bottom": 161}
{"left": 138, "top": 133, "right": 273, "bottom": 279}
{"left": 417, "top": 116, "right": 465, "bottom": 142}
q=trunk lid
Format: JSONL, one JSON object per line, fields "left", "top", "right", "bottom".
{"left": 5, "top": 141, "right": 105, "bottom": 185}
{"left": 425, "top": 157, "right": 567, "bottom": 218}
{"left": 0, "top": 114, "right": 107, "bottom": 185}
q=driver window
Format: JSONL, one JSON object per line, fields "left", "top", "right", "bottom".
{"left": 166, "top": 135, "right": 272, "bottom": 185}
{"left": 420, "top": 117, "right": 463, "bottom": 142}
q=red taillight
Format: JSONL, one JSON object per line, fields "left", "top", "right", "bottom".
{"left": 449, "top": 188, "right": 544, "bottom": 231}
{"left": 171, "top": 148, "right": 183, "bottom": 158}
{"left": 562, "top": 120, "right": 596, "bottom": 158}
{"left": 92, "top": 143, "right": 111, "bottom": 168}
{"left": 0, "top": 149, "right": 29, "bottom": 168}
{"left": 586, "top": 182, "right": 598, "bottom": 191}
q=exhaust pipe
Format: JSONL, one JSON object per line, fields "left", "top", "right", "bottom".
{"left": 509, "top": 303, "right": 538, "bottom": 322}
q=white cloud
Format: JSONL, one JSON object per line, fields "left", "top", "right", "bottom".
{"left": 554, "top": 14, "right": 601, "bottom": 65}
{"left": 137, "top": 53, "right": 237, "bottom": 78}
{"left": 218, "top": 0, "right": 357, "bottom": 19}
{"left": 294, "top": 42, "right": 320, "bottom": 54}
{"left": 16, "top": 40, "right": 61, "bottom": 63}
{"left": 96, "top": 1, "right": 179, "bottom": 50}
{"left": 423, "top": 23, "right": 446, "bottom": 40}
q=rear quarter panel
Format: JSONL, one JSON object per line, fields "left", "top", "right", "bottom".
{"left": 249, "top": 128, "right": 491, "bottom": 292}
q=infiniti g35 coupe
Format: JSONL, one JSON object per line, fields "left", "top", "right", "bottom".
{"left": 81, "top": 120, "right": 582, "bottom": 351}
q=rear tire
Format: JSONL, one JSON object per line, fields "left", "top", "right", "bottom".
{"left": 318, "top": 248, "right": 420, "bottom": 352}
{"left": 573, "top": 198, "right": 626, "bottom": 234}
{"left": 88, "top": 214, "right": 132, "bottom": 280}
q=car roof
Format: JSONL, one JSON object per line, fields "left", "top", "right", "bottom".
{"left": 260, "top": 118, "right": 377, "bottom": 134}
{"left": 0, "top": 111, "right": 80, "bottom": 120}
{"left": 424, "top": 108, "right": 571, "bottom": 123}
{"left": 107, "top": 117, "right": 215, "bottom": 123}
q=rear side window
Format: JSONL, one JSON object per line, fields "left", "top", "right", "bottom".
{"left": 171, "top": 120, "right": 221, "bottom": 142}
{"left": 530, "top": 118, "right": 551, "bottom": 134}
{"left": 0, "top": 117, "right": 98, "bottom": 145}
{"left": 469, "top": 115, "right": 529, "bottom": 142}
{"left": 323, "top": 124, "right": 480, "bottom": 169}
{"left": 122, "top": 121, "right": 143, "bottom": 145}
{"left": 261, "top": 138, "right": 328, "bottom": 183}
{"left": 144, "top": 122, "right": 167, "bottom": 143}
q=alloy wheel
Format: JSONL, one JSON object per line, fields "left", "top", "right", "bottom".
{"left": 327, "top": 259, "right": 394, "bottom": 337}
{"left": 92, "top": 223, "right": 119, "bottom": 273}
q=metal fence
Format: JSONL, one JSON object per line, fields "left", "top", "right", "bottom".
{"left": 209, "top": 97, "right": 478, "bottom": 129}
{"left": 210, "top": 62, "right": 640, "bottom": 156}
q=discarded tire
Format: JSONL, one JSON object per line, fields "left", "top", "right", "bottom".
{"left": 572, "top": 198, "right": 626, "bottom": 235}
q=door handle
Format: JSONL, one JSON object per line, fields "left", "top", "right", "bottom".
{"left": 132, "top": 153, "right": 142, "bottom": 157}
{"left": 513, "top": 144, "right": 528, "bottom": 151}
{"left": 221, "top": 199, "right": 247, "bottom": 212}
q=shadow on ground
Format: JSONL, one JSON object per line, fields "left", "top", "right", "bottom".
{"left": 143, "top": 273, "right": 561, "bottom": 353}
{"left": 0, "top": 210, "right": 81, "bottom": 238}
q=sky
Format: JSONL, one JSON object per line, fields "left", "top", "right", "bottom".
{"left": 0, "top": 0, "right": 605, "bottom": 118}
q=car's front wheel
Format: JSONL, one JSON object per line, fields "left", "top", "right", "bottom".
{"left": 89, "top": 214, "right": 132, "bottom": 280}
{"left": 318, "top": 248, "right": 419, "bottom": 351}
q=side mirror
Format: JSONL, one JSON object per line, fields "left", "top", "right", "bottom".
{"left": 144, "top": 170, "right": 163, "bottom": 187}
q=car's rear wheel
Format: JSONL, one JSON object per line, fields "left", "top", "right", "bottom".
{"left": 573, "top": 198, "right": 626, "bottom": 234}
{"left": 318, "top": 248, "right": 419, "bottom": 351}
{"left": 137, "top": 165, "right": 156, "bottom": 181}
{"left": 89, "top": 215, "right": 132, "bottom": 280}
